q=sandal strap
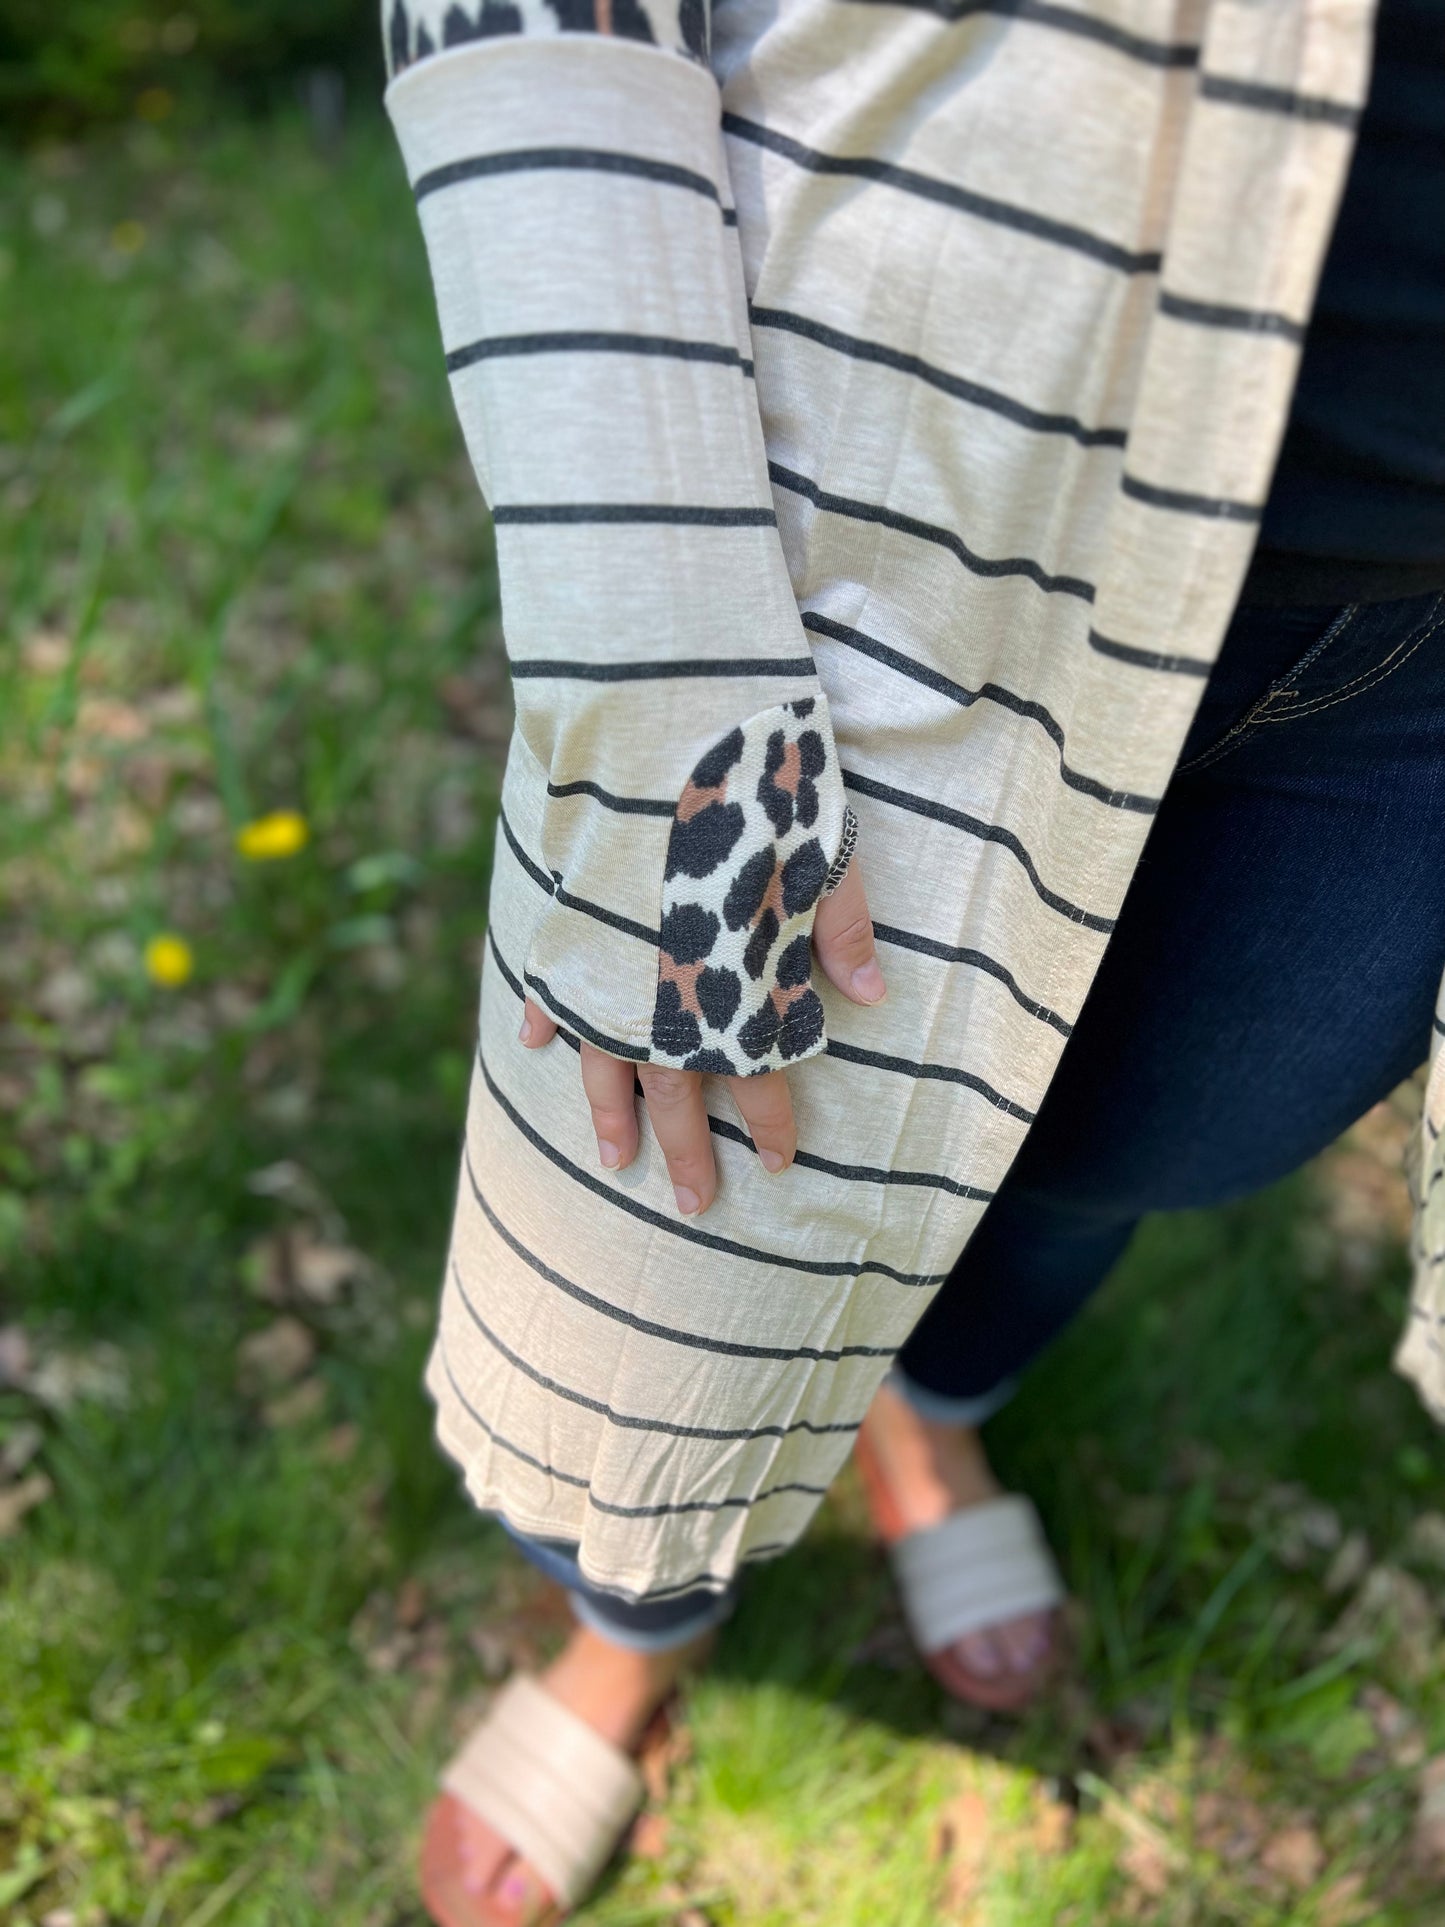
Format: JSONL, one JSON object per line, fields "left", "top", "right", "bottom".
{"left": 889, "top": 1494, "right": 1064, "bottom": 1656}
{"left": 440, "top": 1674, "right": 645, "bottom": 1909}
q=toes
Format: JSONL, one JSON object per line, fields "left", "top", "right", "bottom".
{"left": 489, "top": 1856, "right": 554, "bottom": 1925}
{"left": 955, "top": 1630, "right": 1004, "bottom": 1679}
{"left": 995, "top": 1610, "right": 1053, "bottom": 1677}
{"left": 456, "top": 1811, "right": 512, "bottom": 1899}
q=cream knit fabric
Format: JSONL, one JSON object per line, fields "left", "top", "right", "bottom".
{"left": 382, "top": 0, "right": 1426, "bottom": 1603}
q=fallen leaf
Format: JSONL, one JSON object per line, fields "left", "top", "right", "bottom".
{"left": 262, "top": 1376, "right": 327, "bottom": 1427}
{"left": 1326, "top": 1566, "right": 1438, "bottom": 1682}
{"left": 236, "top": 1316, "right": 316, "bottom": 1393}
{"left": 1318, "top": 1871, "right": 1369, "bottom": 1927}
{"left": 1324, "top": 1532, "right": 1371, "bottom": 1596}
{"left": 320, "top": 1422, "right": 361, "bottom": 1465}
{"left": 467, "top": 1627, "right": 514, "bottom": 1681}
{"left": 1261, "top": 1823, "right": 1325, "bottom": 1889}
{"left": 1030, "top": 1786, "right": 1074, "bottom": 1857}
{"left": 1405, "top": 1512, "right": 1445, "bottom": 1571}
{"left": 0, "top": 1472, "right": 53, "bottom": 1537}
{"left": 291, "top": 1231, "right": 363, "bottom": 1306}
{"left": 1359, "top": 1683, "right": 1424, "bottom": 1766}
{"left": 1120, "top": 1835, "right": 1173, "bottom": 1900}
{"left": 0, "top": 1421, "right": 44, "bottom": 1479}
{"left": 27, "top": 1342, "right": 129, "bottom": 1414}
{"left": 932, "top": 1789, "right": 991, "bottom": 1914}
{"left": 22, "top": 628, "right": 70, "bottom": 674}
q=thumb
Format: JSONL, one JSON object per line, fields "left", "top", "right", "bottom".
{"left": 813, "top": 859, "right": 886, "bottom": 1006}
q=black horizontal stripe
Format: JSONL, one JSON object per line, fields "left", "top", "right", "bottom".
{"left": 628, "top": 1546, "right": 801, "bottom": 1602}
{"left": 590, "top": 1481, "right": 827, "bottom": 1519}
{"left": 724, "top": 112, "right": 1162, "bottom": 276}
{"left": 445, "top": 330, "right": 753, "bottom": 378}
{"left": 706, "top": 1113, "right": 994, "bottom": 1202}
{"left": 722, "top": 205, "right": 739, "bottom": 226}
{"left": 770, "top": 463, "right": 1096, "bottom": 602}
{"left": 843, "top": 0, "right": 1199, "bottom": 68}
{"left": 844, "top": 767, "right": 1117, "bottom": 933}
{"left": 437, "top": 1336, "right": 828, "bottom": 1522}
{"left": 1199, "top": 72, "right": 1361, "bottom": 129}
{"left": 477, "top": 1027, "right": 949, "bottom": 1286}
{"left": 466, "top": 1147, "right": 893, "bottom": 1361}
{"left": 871, "top": 920, "right": 1073, "bottom": 1036}
{"left": 1432, "top": 1013, "right": 1445, "bottom": 1038}
{"left": 488, "top": 932, "right": 998, "bottom": 1200}
{"left": 801, "top": 610, "right": 1158, "bottom": 813}
{"left": 413, "top": 146, "right": 721, "bottom": 206}
{"left": 552, "top": 883, "right": 659, "bottom": 948}
{"left": 1088, "top": 628, "right": 1212, "bottom": 676}
{"left": 498, "top": 806, "right": 554, "bottom": 894}
{"left": 1121, "top": 472, "right": 1263, "bottom": 524}
{"left": 750, "top": 306, "right": 1128, "bottom": 449}
{"left": 826, "top": 1038, "right": 1034, "bottom": 1122}
{"left": 1158, "top": 289, "right": 1307, "bottom": 344}
{"left": 493, "top": 503, "right": 777, "bottom": 528}
{"left": 448, "top": 1259, "right": 867, "bottom": 1440}
{"left": 435, "top": 1339, "right": 588, "bottom": 1484}
{"left": 523, "top": 969, "right": 651, "bottom": 1060}
{"left": 547, "top": 778, "right": 675, "bottom": 818}
{"left": 510, "top": 654, "right": 818, "bottom": 681}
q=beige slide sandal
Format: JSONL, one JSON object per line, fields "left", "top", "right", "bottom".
{"left": 420, "top": 1674, "right": 645, "bottom": 1927}
{"left": 855, "top": 1428, "right": 1065, "bottom": 1712}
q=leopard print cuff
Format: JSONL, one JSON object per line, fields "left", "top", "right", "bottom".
{"left": 384, "top": 0, "right": 709, "bottom": 80}
{"left": 651, "top": 699, "right": 847, "bottom": 1076}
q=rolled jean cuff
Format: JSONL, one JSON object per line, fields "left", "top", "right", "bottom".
{"left": 568, "top": 1586, "right": 734, "bottom": 1653}
{"left": 885, "top": 1364, "right": 1018, "bottom": 1427}
{"left": 502, "top": 1520, "right": 735, "bottom": 1653}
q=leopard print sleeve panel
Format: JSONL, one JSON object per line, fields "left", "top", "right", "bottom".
{"left": 652, "top": 699, "right": 847, "bottom": 1076}
{"left": 384, "top": 0, "right": 709, "bottom": 79}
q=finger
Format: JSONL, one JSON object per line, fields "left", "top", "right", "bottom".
{"left": 727, "top": 1069, "right": 797, "bottom": 1175}
{"left": 518, "top": 997, "right": 558, "bottom": 1048}
{"left": 637, "top": 1065, "right": 716, "bottom": 1217}
{"left": 813, "top": 860, "right": 886, "bottom": 1006}
{"left": 580, "top": 1043, "right": 640, "bottom": 1171}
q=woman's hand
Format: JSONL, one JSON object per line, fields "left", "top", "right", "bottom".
{"left": 518, "top": 860, "right": 885, "bottom": 1215}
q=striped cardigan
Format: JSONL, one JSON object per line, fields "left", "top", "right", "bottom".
{"left": 383, "top": 0, "right": 1438, "bottom": 1604}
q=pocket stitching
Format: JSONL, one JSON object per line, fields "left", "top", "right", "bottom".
{"left": 1173, "top": 601, "right": 1363, "bottom": 776}
{"left": 1262, "top": 599, "right": 1445, "bottom": 720}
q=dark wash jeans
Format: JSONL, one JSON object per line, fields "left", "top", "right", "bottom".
{"left": 510, "top": 585, "right": 1445, "bottom": 1645}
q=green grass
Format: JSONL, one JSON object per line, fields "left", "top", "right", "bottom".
{"left": 3, "top": 109, "right": 1445, "bottom": 1927}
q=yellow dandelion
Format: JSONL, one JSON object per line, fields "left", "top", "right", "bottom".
{"left": 111, "top": 219, "right": 147, "bottom": 255}
{"left": 235, "top": 810, "right": 310, "bottom": 862}
{"left": 145, "top": 933, "right": 194, "bottom": 988}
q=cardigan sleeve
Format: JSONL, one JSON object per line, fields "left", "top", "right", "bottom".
{"left": 382, "top": 3, "right": 852, "bottom": 1076}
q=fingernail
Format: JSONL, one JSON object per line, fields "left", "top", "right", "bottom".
{"left": 759, "top": 1148, "right": 786, "bottom": 1173}
{"left": 598, "top": 1139, "right": 620, "bottom": 1168}
{"left": 674, "top": 1186, "right": 701, "bottom": 1216}
{"left": 498, "top": 1870, "right": 530, "bottom": 1906}
{"left": 851, "top": 960, "right": 886, "bottom": 1004}
{"left": 519, "top": 1016, "right": 534, "bottom": 1043}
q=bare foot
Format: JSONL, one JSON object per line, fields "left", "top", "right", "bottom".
{"left": 858, "top": 1380, "right": 1055, "bottom": 1693}
{"left": 431, "top": 1623, "right": 711, "bottom": 1926}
